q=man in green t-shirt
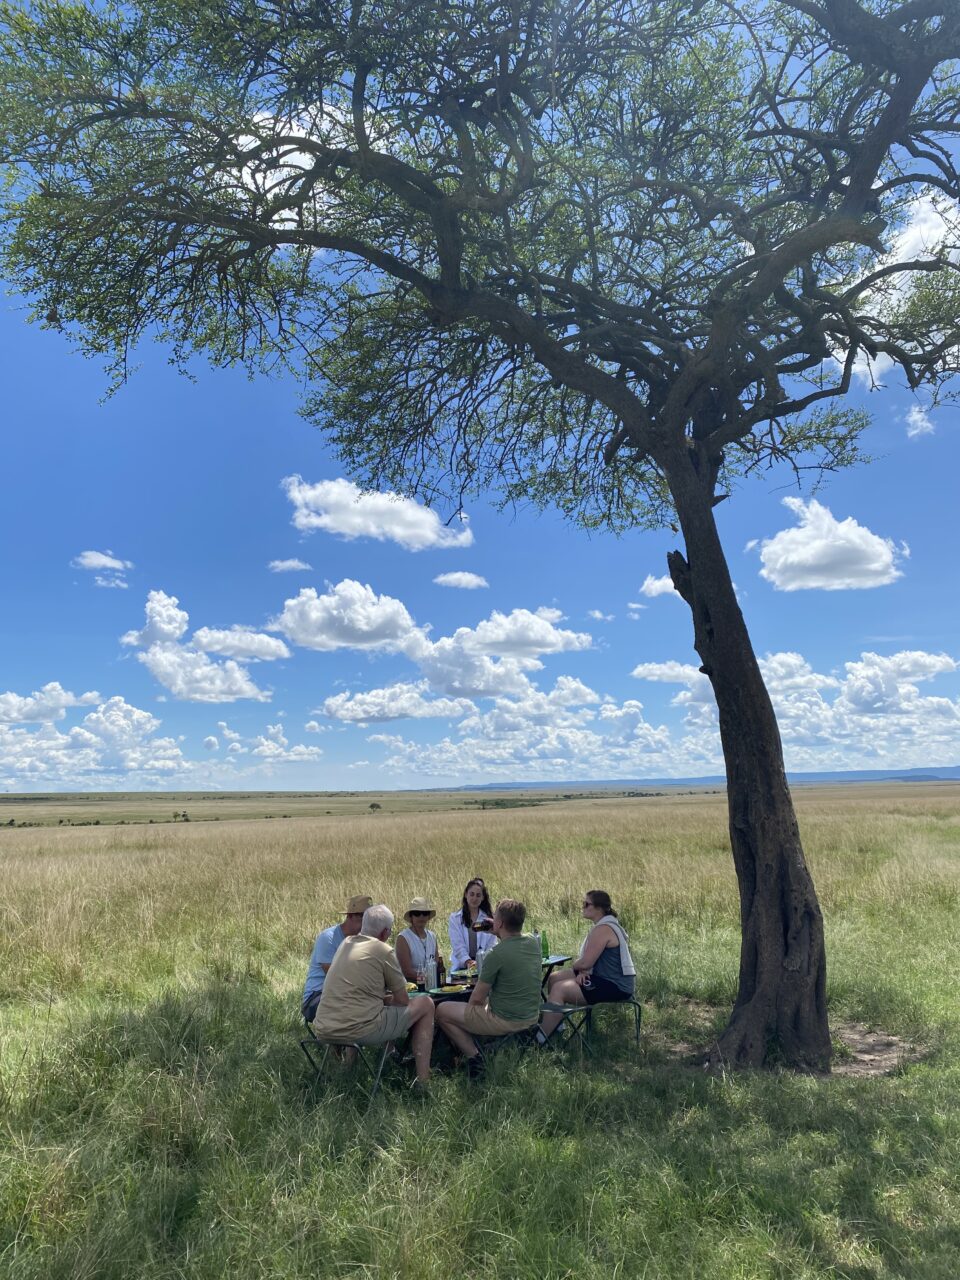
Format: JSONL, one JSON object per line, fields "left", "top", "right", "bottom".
{"left": 435, "top": 898, "right": 541, "bottom": 1076}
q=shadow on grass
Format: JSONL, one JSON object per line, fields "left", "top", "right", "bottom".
{"left": 2, "top": 976, "right": 959, "bottom": 1279}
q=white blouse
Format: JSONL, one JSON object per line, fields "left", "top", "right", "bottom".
{"left": 447, "top": 909, "right": 497, "bottom": 972}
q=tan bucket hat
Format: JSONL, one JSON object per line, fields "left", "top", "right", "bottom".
{"left": 344, "top": 894, "right": 373, "bottom": 915}
{"left": 403, "top": 896, "right": 436, "bottom": 921}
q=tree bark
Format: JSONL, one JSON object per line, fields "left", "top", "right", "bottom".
{"left": 659, "top": 441, "right": 831, "bottom": 1072}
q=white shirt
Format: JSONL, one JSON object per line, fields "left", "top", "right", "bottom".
{"left": 447, "top": 908, "right": 497, "bottom": 971}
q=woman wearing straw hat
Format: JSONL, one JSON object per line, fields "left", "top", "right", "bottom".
{"left": 397, "top": 897, "right": 443, "bottom": 989}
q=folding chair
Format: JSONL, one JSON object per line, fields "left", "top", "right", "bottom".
{"left": 299, "top": 1021, "right": 392, "bottom": 1101}
{"left": 539, "top": 1000, "right": 591, "bottom": 1058}
{"left": 475, "top": 1023, "right": 539, "bottom": 1063}
{"left": 584, "top": 997, "right": 643, "bottom": 1050}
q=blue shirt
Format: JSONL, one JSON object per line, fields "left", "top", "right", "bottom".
{"left": 303, "top": 922, "right": 345, "bottom": 1005}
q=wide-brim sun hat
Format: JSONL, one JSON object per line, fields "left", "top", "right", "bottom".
{"left": 404, "top": 896, "right": 436, "bottom": 921}
{"left": 344, "top": 894, "right": 373, "bottom": 914}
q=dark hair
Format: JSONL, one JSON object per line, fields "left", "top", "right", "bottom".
{"left": 585, "top": 889, "right": 617, "bottom": 918}
{"left": 461, "top": 877, "right": 493, "bottom": 928}
{"left": 495, "top": 898, "right": 526, "bottom": 931}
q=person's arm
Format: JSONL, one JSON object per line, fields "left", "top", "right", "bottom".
{"left": 573, "top": 924, "right": 616, "bottom": 974}
{"left": 468, "top": 979, "right": 492, "bottom": 1007}
{"left": 384, "top": 953, "right": 410, "bottom": 1006}
{"left": 395, "top": 934, "right": 418, "bottom": 981}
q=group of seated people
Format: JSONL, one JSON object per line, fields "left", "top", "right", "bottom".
{"left": 301, "top": 877, "right": 636, "bottom": 1090}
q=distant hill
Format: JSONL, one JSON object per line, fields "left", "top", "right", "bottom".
{"left": 457, "top": 765, "right": 960, "bottom": 791}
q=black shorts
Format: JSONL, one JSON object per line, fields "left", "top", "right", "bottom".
{"left": 582, "top": 975, "right": 634, "bottom": 1005}
{"left": 302, "top": 993, "right": 322, "bottom": 1024}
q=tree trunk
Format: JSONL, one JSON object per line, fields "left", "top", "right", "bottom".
{"left": 660, "top": 442, "right": 831, "bottom": 1072}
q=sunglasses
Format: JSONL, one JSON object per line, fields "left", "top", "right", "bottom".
{"left": 410, "top": 910, "right": 432, "bottom": 917}
{"left": 582, "top": 900, "right": 595, "bottom": 908}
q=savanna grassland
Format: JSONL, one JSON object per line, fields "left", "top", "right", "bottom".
{"left": 1, "top": 785, "right": 959, "bottom": 1280}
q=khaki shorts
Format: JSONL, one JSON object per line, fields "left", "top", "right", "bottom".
{"left": 355, "top": 1005, "right": 410, "bottom": 1045}
{"left": 462, "top": 1003, "right": 536, "bottom": 1038}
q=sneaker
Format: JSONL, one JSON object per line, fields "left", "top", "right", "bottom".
{"left": 465, "top": 1054, "right": 486, "bottom": 1080}
{"left": 409, "top": 1078, "right": 431, "bottom": 1099}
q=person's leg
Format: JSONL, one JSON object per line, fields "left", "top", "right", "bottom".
{"left": 546, "top": 966, "right": 574, "bottom": 996}
{"left": 436, "top": 1000, "right": 479, "bottom": 1058}
{"left": 406, "top": 998, "right": 435, "bottom": 1083}
{"left": 540, "top": 976, "right": 586, "bottom": 1038}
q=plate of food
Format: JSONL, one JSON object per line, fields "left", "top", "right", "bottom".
{"left": 406, "top": 982, "right": 418, "bottom": 991}
{"left": 429, "top": 984, "right": 468, "bottom": 995}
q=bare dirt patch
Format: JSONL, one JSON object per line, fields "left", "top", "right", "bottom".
{"left": 645, "top": 1000, "right": 926, "bottom": 1076}
{"left": 830, "top": 1021, "right": 925, "bottom": 1077}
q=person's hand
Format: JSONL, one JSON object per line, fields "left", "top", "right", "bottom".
{"left": 574, "top": 971, "right": 589, "bottom": 988}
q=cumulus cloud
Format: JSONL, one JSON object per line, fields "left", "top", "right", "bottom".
{"left": 639, "top": 574, "right": 680, "bottom": 599}
{"left": 250, "top": 722, "right": 324, "bottom": 763}
{"left": 268, "top": 558, "right": 312, "bottom": 572}
{"left": 905, "top": 405, "right": 935, "bottom": 439}
{"left": 271, "top": 580, "right": 424, "bottom": 652}
{"left": 192, "top": 627, "right": 291, "bottom": 661}
{"left": 283, "top": 475, "right": 473, "bottom": 551}
{"left": 433, "top": 571, "right": 489, "bottom": 589}
{"left": 0, "top": 682, "right": 100, "bottom": 724}
{"left": 122, "top": 592, "right": 271, "bottom": 702}
{"left": 322, "top": 681, "right": 475, "bottom": 724}
{"left": 756, "top": 498, "right": 907, "bottom": 591}
{"left": 121, "top": 590, "right": 190, "bottom": 647}
{"left": 587, "top": 610, "right": 614, "bottom": 622}
{"left": 203, "top": 735, "right": 219, "bottom": 750}
{"left": 73, "top": 549, "right": 134, "bottom": 589}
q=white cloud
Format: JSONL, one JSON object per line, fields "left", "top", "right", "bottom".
{"left": 217, "top": 721, "right": 242, "bottom": 741}
{"left": 639, "top": 574, "right": 680, "bottom": 599}
{"left": 271, "top": 580, "right": 424, "bottom": 652}
{"left": 192, "top": 627, "right": 291, "bottom": 661}
{"left": 73, "top": 550, "right": 133, "bottom": 573}
{"left": 905, "top": 405, "right": 935, "bottom": 439}
{"left": 304, "top": 720, "right": 324, "bottom": 733}
{"left": 756, "top": 498, "right": 906, "bottom": 591}
{"left": 73, "top": 549, "right": 134, "bottom": 589}
{"left": 123, "top": 592, "right": 271, "bottom": 702}
{"left": 137, "top": 645, "right": 271, "bottom": 703}
{"left": 453, "top": 607, "right": 591, "bottom": 659}
{"left": 283, "top": 475, "right": 473, "bottom": 551}
{"left": 121, "top": 590, "right": 190, "bottom": 646}
{"left": 0, "top": 681, "right": 100, "bottom": 724}
{"left": 322, "top": 681, "right": 475, "bottom": 724}
{"left": 587, "top": 609, "right": 614, "bottom": 622}
{"left": 433, "top": 571, "right": 489, "bottom": 589}
{"left": 203, "top": 735, "right": 219, "bottom": 750}
{"left": 250, "top": 722, "right": 323, "bottom": 763}
{"left": 269, "top": 558, "right": 312, "bottom": 573}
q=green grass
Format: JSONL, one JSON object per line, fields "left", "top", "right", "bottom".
{"left": 2, "top": 786, "right": 959, "bottom": 1278}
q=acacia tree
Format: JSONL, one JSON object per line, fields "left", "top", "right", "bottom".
{"left": 2, "top": 0, "right": 959, "bottom": 1068}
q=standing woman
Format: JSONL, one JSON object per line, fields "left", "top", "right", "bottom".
{"left": 396, "top": 897, "right": 442, "bottom": 986}
{"left": 448, "top": 877, "right": 497, "bottom": 972}
{"left": 539, "top": 890, "right": 636, "bottom": 1039}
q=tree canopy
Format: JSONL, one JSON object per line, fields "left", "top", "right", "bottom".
{"left": 2, "top": 0, "right": 958, "bottom": 526}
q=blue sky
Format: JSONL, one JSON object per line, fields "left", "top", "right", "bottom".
{"left": 2, "top": 263, "right": 958, "bottom": 791}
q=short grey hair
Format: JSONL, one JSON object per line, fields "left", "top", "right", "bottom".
{"left": 361, "top": 903, "right": 394, "bottom": 937}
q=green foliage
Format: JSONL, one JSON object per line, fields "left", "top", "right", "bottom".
{"left": 2, "top": 0, "right": 958, "bottom": 526}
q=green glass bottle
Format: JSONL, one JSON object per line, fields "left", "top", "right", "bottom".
{"left": 540, "top": 928, "right": 549, "bottom": 960}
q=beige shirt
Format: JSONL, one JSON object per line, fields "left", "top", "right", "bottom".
{"left": 312, "top": 934, "right": 407, "bottom": 1041}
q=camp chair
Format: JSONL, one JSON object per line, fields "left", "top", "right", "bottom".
{"left": 584, "top": 996, "right": 643, "bottom": 1049}
{"left": 299, "top": 1020, "right": 392, "bottom": 1101}
{"left": 539, "top": 1000, "right": 591, "bottom": 1058}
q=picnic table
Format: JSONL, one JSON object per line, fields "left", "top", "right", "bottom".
{"left": 408, "top": 953, "right": 573, "bottom": 1002}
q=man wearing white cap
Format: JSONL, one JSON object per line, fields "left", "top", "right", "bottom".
{"left": 301, "top": 893, "right": 373, "bottom": 1024}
